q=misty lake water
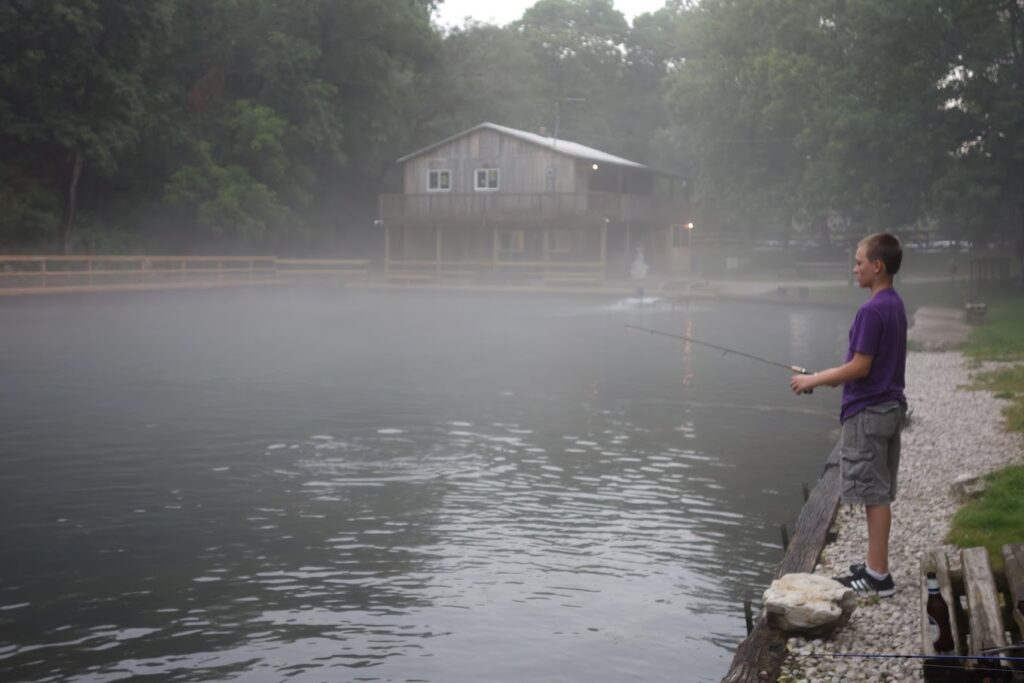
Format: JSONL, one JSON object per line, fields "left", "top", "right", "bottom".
{"left": 0, "top": 288, "right": 851, "bottom": 682}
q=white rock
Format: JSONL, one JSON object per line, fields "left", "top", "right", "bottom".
{"left": 763, "top": 573, "right": 857, "bottom": 637}
{"left": 950, "top": 472, "right": 986, "bottom": 502}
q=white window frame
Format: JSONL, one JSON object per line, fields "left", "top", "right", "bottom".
{"left": 427, "top": 169, "right": 451, "bottom": 192}
{"left": 474, "top": 167, "right": 500, "bottom": 191}
{"left": 498, "top": 229, "right": 524, "bottom": 253}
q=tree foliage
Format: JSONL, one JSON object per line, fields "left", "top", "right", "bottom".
{"left": 0, "top": 0, "right": 1021, "bottom": 254}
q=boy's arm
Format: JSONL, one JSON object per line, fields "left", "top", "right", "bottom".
{"left": 790, "top": 353, "right": 872, "bottom": 394}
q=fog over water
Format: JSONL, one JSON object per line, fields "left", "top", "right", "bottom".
{"left": 0, "top": 288, "right": 849, "bottom": 682}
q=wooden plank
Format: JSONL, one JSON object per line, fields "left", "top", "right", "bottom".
{"left": 961, "top": 547, "right": 1007, "bottom": 655}
{"left": 275, "top": 259, "right": 369, "bottom": 266}
{"left": 278, "top": 269, "right": 368, "bottom": 276}
{"left": 1003, "top": 544, "right": 1024, "bottom": 639}
{"left": 722, "top": 446, "right": 842, "bottom": 683}
{"left": 0, "top": 280, "right": 281, "bottom": 296}
{"left": 0, "top": 268, "right": 276, "bottom": 278}
{"left": 919, "top": 548, "right": 961, "bottom": 656}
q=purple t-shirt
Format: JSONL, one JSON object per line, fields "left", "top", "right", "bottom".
{"left": 840, "top": 288, "right": 907, "bottom": 423}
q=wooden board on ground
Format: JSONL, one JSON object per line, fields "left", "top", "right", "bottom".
{"left": 1003, "top": 544, "right": 1024, "bottom": 640}
{"left": 961, "top": 547, "right": 1007, "bottom": 655}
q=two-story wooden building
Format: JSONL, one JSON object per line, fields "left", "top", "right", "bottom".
{"left": 378, "top": 122, "right": 691, "bottom": 284}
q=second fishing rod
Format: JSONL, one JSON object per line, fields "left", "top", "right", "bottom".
{"left": 624, "top": 324, "right": 816, "bottom": 392}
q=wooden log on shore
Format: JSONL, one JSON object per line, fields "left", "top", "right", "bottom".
{"left": 721, "top": 447, "right": 843, "bottom": 683}
{"left": 961, "top": 548, "right": 1007, "bottom": 656}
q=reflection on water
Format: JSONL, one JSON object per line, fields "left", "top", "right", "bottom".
{"left": 0, "top": 289, "right": 846, "bottom": 682}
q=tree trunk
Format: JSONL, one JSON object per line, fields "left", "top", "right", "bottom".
{"left": 59, "top": 150, "right": 84, "bottom": 255}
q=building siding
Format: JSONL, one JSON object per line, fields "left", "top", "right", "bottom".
{"left": 403, "top": 130, "right": 580, "bottom": 195}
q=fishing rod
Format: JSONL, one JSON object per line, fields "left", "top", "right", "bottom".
{"left": 624, "top": 324, "right": 814, "bottom": 376}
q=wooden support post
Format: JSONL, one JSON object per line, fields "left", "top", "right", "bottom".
{"left": 801, "top": 482, "right": 810, "bottom": 503}
{"left": 1002, "top": 544, "right": 1024, "bottom": 643}
{"left": 542, "top": 224, "right": 549, "bottom": 280}
{"left": 743, "top": 600, "right": 754, "bottom": 636}
{"left": 600, "top": 219, "right": 607, "bottom": 280}
{"left": 961, "top": 547, "right": 1007, "bottom": 656}
{"left": 625, "top": 222, "right": 631, "bottom": 268}
{"left": 492, "top": 223, "right": 499, "bottom": 277}
{"left": 436, "top": 225, "right": 442, "bottom": 279}
{"left": 779, "top": 523, "right": 790, "bottom": 550}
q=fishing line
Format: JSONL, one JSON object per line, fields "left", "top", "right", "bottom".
{"left": 802, "top": 651, "right": 1024, "bottom": 663}
{"left": 624, "top": 324, "right": 813, "bottom": 375}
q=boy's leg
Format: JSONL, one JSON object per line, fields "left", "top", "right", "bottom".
{"left": 834, "top": 402, "right": 903, "bottom": 595}
{"left": 865, "top": 503, "right": 891, "bottom": 575}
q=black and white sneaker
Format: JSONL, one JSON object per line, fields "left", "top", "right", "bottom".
{"left": 834, "top": 565, "right": 896, "bottom": 597}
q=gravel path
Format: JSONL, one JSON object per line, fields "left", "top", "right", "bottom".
{"left": 779, "top": 352, "right": 1024, "bottom": 683}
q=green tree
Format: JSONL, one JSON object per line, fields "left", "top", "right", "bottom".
{"left": 0, "top": 0, "right": 174, "bottom": 252}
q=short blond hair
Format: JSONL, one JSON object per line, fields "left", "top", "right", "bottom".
{"left": 859, "top": 233, "right": 902, "bottom": 276}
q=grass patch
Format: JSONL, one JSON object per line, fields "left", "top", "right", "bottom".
{"left": 964, "top": 297, "right": 1024, "bottom": 361}
{"left": 963, "top": 296, "right": 1024, "bottom": 432}
{"left": 946, "top": 465, "right": 1024, "bottom": 571}
{"left": 968, "top": 366, "right": 1024, "bottom": 433}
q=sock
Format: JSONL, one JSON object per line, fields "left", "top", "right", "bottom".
{"left": 865, "top": 564, "right": 889, "bottom": 581}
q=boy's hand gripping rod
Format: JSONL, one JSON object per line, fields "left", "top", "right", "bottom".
{"left": 624, "top": 324, "right": 815, "bottom": 390}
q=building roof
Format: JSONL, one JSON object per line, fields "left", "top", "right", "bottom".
{"left": 396, "top": 122, "right": 649, "bottom": 170}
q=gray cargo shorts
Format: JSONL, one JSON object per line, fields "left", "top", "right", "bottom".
{"left": 834, "top": 401, "right": 906, "bottom": 506}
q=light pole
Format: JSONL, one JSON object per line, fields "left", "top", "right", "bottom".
{"left": 686, "top": 222, "right": 696, "bottom": 274}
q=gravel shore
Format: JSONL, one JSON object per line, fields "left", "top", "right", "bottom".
{"left": 779, "top": 352, "right": 1024, "bottom": 683}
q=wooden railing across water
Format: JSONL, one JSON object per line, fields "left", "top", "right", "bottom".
{"left": 384, "top": 258, "right": 606, "bottom": 286}
{"left": 0, "top": 255, "right": 371, "bottom": 295}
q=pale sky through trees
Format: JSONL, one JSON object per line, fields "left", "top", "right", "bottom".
{"left": 434, "top": 0, "right": 667, "bottom": 28}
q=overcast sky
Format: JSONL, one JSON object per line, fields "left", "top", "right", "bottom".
{"left": 434, "top": 0, "right": 667, "bottom": 28}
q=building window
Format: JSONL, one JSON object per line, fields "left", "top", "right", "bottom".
{"left": 427, "top": 169, "right": 451, "bottom": 192}
{"left": 548, "top": 229, "right": 571, "bottom": 253}
{"left": 475, "top": 168, "right": 500, "bottom": 191}
{"left": 498, "top": 229, "right": 524, "bottom": 252}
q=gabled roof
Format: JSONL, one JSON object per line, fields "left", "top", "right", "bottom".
{"left": 397, "top": 122, "right": 649, "bottom": 170}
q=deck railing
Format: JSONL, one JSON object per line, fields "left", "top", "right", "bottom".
{"left": 379, "top": 191, "right": 687, "bottom": 224}
{"left": 0, "top": 254, "right": 612, "bottom": 293}
{"left": 0, "top": 255, "right": 370, "bottom": 294}
{"left": 384, "top": 258, "right": 605, "bottom": 286}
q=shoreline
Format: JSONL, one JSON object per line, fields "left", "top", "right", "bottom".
{"left": 779, "top": 352, "right": 1024, "bottom": 682}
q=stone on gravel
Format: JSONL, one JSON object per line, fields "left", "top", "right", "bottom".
{"left": 763, "top": 573, "right": 856, "bottom": 637}
{"left": 950, "top": 472, "right": 986, "bottom": 502}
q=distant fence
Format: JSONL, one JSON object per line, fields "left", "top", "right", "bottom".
{"left": 384, "top": 259, "right": 605, "bottom": 287}
{"left": 275, "top": 258, "right": 370, "bottom": 279}
{"left": 0, "top": 255, "right": 371, "bottom": 295}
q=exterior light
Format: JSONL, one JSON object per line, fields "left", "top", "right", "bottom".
{"left": 592, "top": 163, "right": 599, "bottom": 170}
{"left": 686, "top": 222, "right": 694, "bottom": 230}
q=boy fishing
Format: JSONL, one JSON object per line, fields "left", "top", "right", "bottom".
{"left": 789, "top": 233, "right": 908, "bottom": 596}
